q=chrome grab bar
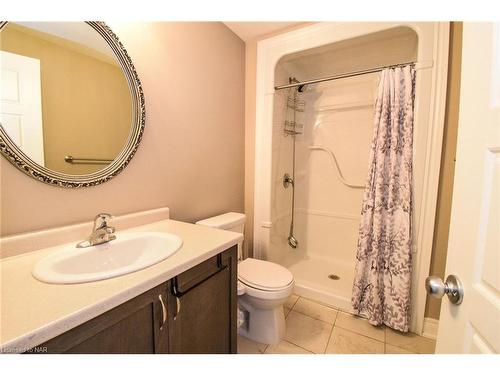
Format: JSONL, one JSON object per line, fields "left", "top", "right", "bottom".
{"left": 309, "top": 145, "right": 365, "bottom": 189}
{"left": 64, "top": 155, "right": 113, "bottom": 165}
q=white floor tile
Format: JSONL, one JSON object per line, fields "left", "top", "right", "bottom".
{"left": 237, "top": 335, "right": 267, "bottom": 354}
{"left": 285, "top": 311, "right": 333, "bottom": 354}
{"left": 285, "top": 294, "right": 299, "bottom": 309}
{"left": 284, "top": 306, "right": 291, "bottom": 317}
{"left": 385, "top": 343, "right": 415, "bottom": 354}
{"left": 334, "top": 311, "right": 385, "bottom": 342}
{"left": 385, "top": 328, "right": 436, "bottom": 354}
{"left": 326, "top": 327, "right": 384, "bottom": 354}
{"left": 292, "top": 298, "right": 338, "bottom": 324}
{"left": 265, "top": 340, "right": 313, "bottom": 354}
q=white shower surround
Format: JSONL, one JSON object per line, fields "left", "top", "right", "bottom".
{"left": 272, "top": 74, "right": 379, "bottom": 317}
{"left": 253, "top": 22, "right": 450, "bottom": 334}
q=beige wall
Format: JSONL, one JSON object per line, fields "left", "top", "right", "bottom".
{"left": 1, "top": 24, "right": 132, "bottom": 174}
{"left": 0, "top": 22, "right": 245, "bottom": 236}
{"left": 425, "top": 22, "right": 462, "bottom": 320}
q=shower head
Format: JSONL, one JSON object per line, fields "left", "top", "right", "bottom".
{"left": 288, "top": 76, "right": 307, "bottom": 93}
{"left": 288, "top": 235, "right": 298, "bottom": 249}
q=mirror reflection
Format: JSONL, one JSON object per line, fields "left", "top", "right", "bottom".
{"left": 0, "top": 22, "right": 133, "bottom": 175}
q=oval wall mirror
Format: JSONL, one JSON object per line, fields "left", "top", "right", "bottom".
{"left": 0, "top": 21, "right": 145, "bottom": 188}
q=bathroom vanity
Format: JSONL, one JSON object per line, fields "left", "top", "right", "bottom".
{"left": 32, "top": 246, "right": 237, "bottom": 354}
{"left": 0, "top": 213, "right": 242, "bottom": 354}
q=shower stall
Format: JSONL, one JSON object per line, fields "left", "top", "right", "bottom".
{"left": 253, "top": 23, "right": 450, "bottom": 333}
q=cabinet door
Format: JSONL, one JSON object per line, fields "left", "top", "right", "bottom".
{"left": 34, "top": 283, "right": 170, "bottom": 354}
{"left": 168, "top": 247, "right": 237, "bottom": 354}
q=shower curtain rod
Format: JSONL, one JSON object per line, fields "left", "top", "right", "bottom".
{"left": 274, "top": 61, "right": 416, "bottom": 91}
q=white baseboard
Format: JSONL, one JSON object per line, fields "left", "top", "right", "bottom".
{"left": 422, "top": 317, "right": 439, "bottom": 340}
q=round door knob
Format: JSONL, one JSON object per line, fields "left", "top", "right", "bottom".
{"left": 425, "top": 275, "right": 464, "bottom": 305}
{"left": 425, "top": 276, "right": 446, "bottom": 299}
{"left": 283, "top": 173, "right": 294, "bottom": 188}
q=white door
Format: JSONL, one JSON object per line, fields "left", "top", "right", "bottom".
{"left": 434, "top": 23, "right": 500, "bottom": 354}
{"left": 0, "top": 50, "right": 45, "bottom": 165}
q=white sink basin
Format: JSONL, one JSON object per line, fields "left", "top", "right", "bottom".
{"left": 32, "top": 232, "right": 183, "bottom": 284}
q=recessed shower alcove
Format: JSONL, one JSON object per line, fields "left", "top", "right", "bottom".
{"left": 253, "top": 22, "right": 450, "bottom": 334}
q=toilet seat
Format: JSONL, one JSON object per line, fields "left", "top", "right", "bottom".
{"left": 238, "top": 279, "right": 294, "bottom": 300}
{"left": 238, "top": 258, "right": 294, "bottom": 299}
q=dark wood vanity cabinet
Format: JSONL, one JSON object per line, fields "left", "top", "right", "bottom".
{"left": 34, "top": 246, "right": 237, "bottom": 354}
{"left": 42, "top": 282, "right": 170, "bottom": 354}
{"left": 168, "top": 247, "right": 237, "bottom": 353}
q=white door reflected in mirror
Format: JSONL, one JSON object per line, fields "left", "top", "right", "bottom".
{"left": 0, "top": 50, "right": 44, "bottom": 165}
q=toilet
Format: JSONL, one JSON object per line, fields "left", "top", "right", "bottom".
{"left": 196, "top": 212, "right": 294, "bottom": 345}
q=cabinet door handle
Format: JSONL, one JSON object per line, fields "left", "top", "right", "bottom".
{"left": 158, "top": 294, "right": 167, "bottom": 329}
{"left": 174, "top": 297, "right": 181, "bottom": 320}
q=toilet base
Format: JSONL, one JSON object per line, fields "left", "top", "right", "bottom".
{"left": 237, "top": 296, "right": 286, "bottom": 345}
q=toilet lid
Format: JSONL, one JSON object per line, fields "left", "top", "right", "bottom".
{"left": 238, "top": 258, "right": 294, "bottom": 291}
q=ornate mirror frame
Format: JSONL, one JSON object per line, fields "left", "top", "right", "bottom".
{"left": 0, "top": 21, "right": 145, "bottom": 188}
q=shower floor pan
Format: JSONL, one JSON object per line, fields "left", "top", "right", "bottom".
{"left": 281, "top": 254, "right": 356, "bottom": 313}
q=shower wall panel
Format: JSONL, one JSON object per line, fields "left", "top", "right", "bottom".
{"left": 294, "top": 74, "right": 377, "bottom": 264}
{"left": 270, "top": 73, "right": 378, "bottom": 270}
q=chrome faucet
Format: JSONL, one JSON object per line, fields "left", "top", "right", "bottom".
{"left": 76, "top": 213, "right": 116, "bottom": 248}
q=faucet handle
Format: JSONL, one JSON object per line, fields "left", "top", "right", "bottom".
{"left": 93, "top": 213, "right": 114, "bottom": 230}
{"left": 95, "top": 213, "right": 113, "bottom": 221}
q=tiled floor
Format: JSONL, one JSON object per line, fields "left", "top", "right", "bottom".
{"left": 237, "top": 294, "right": 436, "bottom": 354}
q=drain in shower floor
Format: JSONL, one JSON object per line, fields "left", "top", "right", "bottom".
{"left": 328, "top": 274, "right": 340, "bottom": 280}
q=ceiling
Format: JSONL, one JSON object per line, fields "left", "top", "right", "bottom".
{"left": 15, "top": 22, "right": 115, "bottom": 58}
{"left": 223, "top": 22, "right": 304, "bottom": 41}
{"left": 16, "top": 22, "right": 304, "bottom": 47}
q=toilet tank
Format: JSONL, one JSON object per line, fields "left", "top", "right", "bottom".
{"left": 196, "top": 212, "right": 246, "bottom": 259}
{"left": 196, "top": 212, "right": 246, "bottom": 233}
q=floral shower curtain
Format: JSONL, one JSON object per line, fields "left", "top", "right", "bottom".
{"left": 351, "top": 65, "right": 416, "bottom": 332}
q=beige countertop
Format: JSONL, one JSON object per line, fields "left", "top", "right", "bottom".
{"left": 0, "top": 219, "right": 242, "bottom": 353}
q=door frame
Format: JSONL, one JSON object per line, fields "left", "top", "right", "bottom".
{"left": 252, "top": 22, "right": 450, "bottom": 334}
